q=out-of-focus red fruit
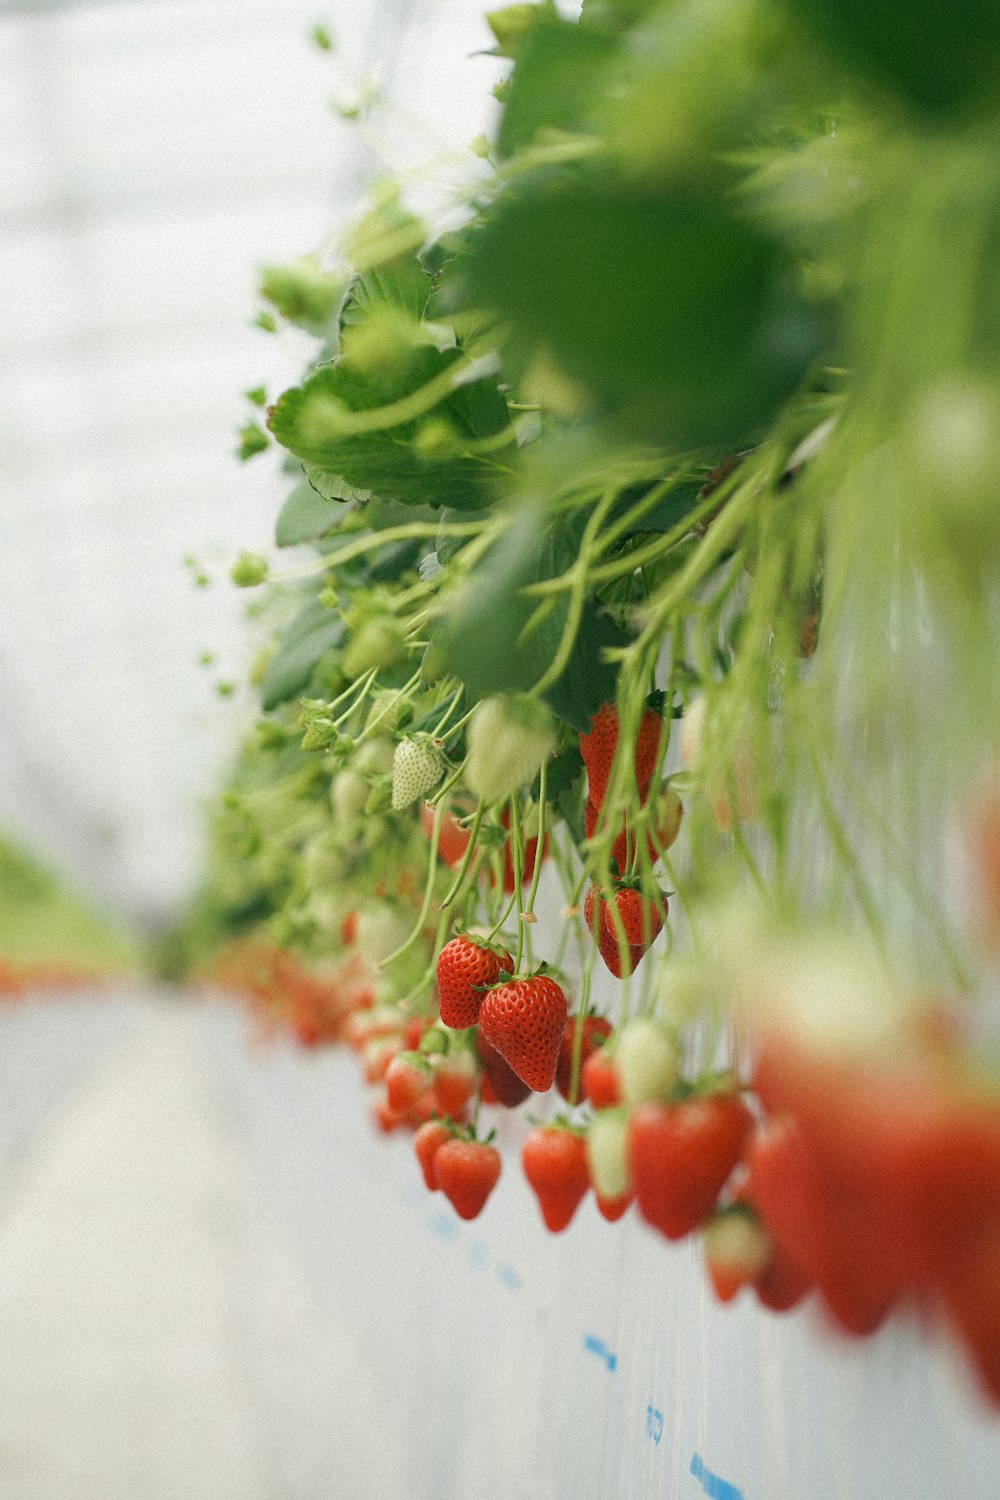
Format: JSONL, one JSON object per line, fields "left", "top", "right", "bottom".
{"left": 475, "top": 1026, "right": 532, "bottom": 1107}
{"left": 373, "top": 1092, "right": 408, "bottom": 1134}
{"left": 582, "top": 1048, "right": 622, "bottom": 1109}
{"left": 421, "top": 801, "right": 472, "bottom": 869}
{"left": 414, "top": 1121, "right": 451, "bottom": 1191}
{"left": 555, "top": 1014, "right": 613, "bottom": 1103}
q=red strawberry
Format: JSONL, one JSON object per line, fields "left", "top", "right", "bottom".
{"left": 587, "top": 790, "right": 683, "bottom": 875}
{"left": 941, "top": 1226, "right": 1000, "bottom": 1406}
{"left": 430, "top": 1050, "right": 477, "bottom": 1118}
{"left": 475, "top": 1027, "right": 531, "bottom": 1107}
{"left": 478, "top": 974, "right": 568, "bottom": 1093}
{"left": 435, "top": 1138, "right": 502, "bottom": 1220}
{"left": 579, "top": 702, "right": 664, "bottom": 808}
{"left": 413, "top": 1120, "right": 451, "bottom": 1191}
{"left": 729, "top": 1178, "right": 814, "bottom": 1312}
{"left": 385, "top": 1051, "right": 433, "bottom": 1115}
{"left": 627, "top": 1091, "right": 754, "bottom": 1241}
{"left": 372, "top": 1091, "right": 408, "bottom": 1134}
{"left": 753, "top": 1238, "right": 814, "bottom": 1313}
{"left": 555, "top": 1014, "right": 613, "bottom": 1103}
{"left": 522, "top": 1126, "right": 591, "bottom": 1233}
{"left": 584, "top": 798, "right": 600, "bottom": 841}
{"left": 421, "top": 801, "right": 472, "bottom": 869}
{"left": 579, "top": 703, "right": 619, "bottom": 807}
{"left": 582, "top": 1048, "right": 622, "bottom": 1109}
{"left": 499, "top": 808, "right": 549, "bottom": 894}
{"left": 594, "top": 1189, "right": 633, "bottom": 1222}
{"left": 436, "top": 936, "right": 513, "bottom": 1030}
{"left": 584, "top": 883, "right": 665, "bottom": 978}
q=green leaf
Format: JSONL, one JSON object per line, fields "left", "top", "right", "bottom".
{"left": 275, "top": 482, "right": 344, "bottom": 547}
{"left": 339, "top": 257, "right": 433, "bottom": 333}
{"left": 463, "top": 176, "right": 830, "bottom": 450}
{"left": 786, "top": 0, "right": 1000, "bottom": 117}
{"left": 268, "top": 347, "right": 512, "bottom": 509}
{"left": 543, "top": 742, "right": 584, "bottom": 800}
{"left": 436, "top": 506, "right": 493, "bottom": 565}
{"left": 497, "top": 14, "right": 619, "bottom": 157}
{"left": 357, "top": 538, "right": 425, "bottom": 585}
{"left": 260, "top": 600, "right": 345, "bottom": 712}
{"left": 608, "top": 478, "right": 706, "bottom": 538}
{"left": 543, "top": 602, "right": 625, "bottom": 733}
{"left": 301, "top": 465, "right": 372, "bottom": 505}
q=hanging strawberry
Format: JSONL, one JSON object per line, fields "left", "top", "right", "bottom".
{"left": 434, "top": 1136, "right": 502, "bottom": 1221}
{"left": 579, "top": 701, "right": 664, "bottom": 809}
{"left": 627, "top": 1089, "right": 754, "bottom": 1241}
{"left": 436, "top": 935, "right": 513, "bottom": 1030}
{"left": 390, "top": 736, "right": 445, "bottom": 811}
{"left": 584, "top": 882, "right": 665, "bottom": 978}
{"left": 522, "top": 1125, "right": 591, "bottom": 1233}
{"left": 478, "top": 972, "right": 568, "bottom": 1093}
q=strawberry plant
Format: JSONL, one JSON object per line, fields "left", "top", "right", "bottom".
{"left": 172, "top": 0, "right": 1000, "bottom": 1405}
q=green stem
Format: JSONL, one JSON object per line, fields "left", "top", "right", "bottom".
{"left": 271, "top": 519, "right": 487, "bottom": 582}
{"left": 440, "top": 799, "right": 486, "bottom": 909}
{"left": 330, "top": 668, "right": 379, "bottom": 729}
{"left": 509, "top": 792, "right": 527, "bottom": 973}
{"left": 377, "top": 798, "right": 444, "bottom": 969}
{"left": 522, "top": 761, "right": 548, "bottom": 918}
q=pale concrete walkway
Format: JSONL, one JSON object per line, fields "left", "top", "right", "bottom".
{"left": 0, "top": 996, "right": 276, "bottom": 1500}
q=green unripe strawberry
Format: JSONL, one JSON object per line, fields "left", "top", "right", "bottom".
{"left": 354, "top": 737, "right": 396, "bottom": 777}
{"left": 356, "top": 903, "right": 412, "bottom": 964}
{"left": 303, "top": 835, "right": 351, "bottom": 887}
{"left": 657, "top": 956, "right": 712, "bottom": 1028}
{"left": 466, "top": 696, "right": 556, "bottom": 804}
{"left": 331, "top": 768, "right": 369, "bottom": 824}
{"left": 391, "top": 736, "right": 445, "bottom": 810}
{"left": 342, "top": 618, "right": 406, "bottom": 680}
{"left": 230, "top": 551, "right": 269, "bottom": 588}
{"left": 259, "top": 254, "right": 342, "bottom": 333}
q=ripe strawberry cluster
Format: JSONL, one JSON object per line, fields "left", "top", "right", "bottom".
{"left": 209, "top": 936, "right": 372, "bottom": 1048}
{"left": 0, "top": 957, "right": 113, "bottom": 997}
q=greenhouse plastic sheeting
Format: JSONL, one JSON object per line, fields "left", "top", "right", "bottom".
{"left": 199, "top": 1003, "right": 1000, "bottom": 1500}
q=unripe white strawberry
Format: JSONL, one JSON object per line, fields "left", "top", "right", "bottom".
{"left": 655, "top": 784, "right": 684, "bottom": 851}
{"left": 354, "top": 736, "right": 395, "bottom": 777}
{"left": 656, "top": 955, "right": 712, "bottom": 1028}
{"left": 355, "top": 903, "right": 413, "bottom": 964}
{"left": 303, "top": 835, "right": 350, "bottom": 887}
{"left": 617, "top": 1017, "right": 681, "bottom": 1106}
{"left": 331, "top": 768, "right": 369, "bottom": 824}
{"left": 391, "top": 736, "right": 445, "bottom": 810}
{"left": 678, "top": 694, "right": 707, "bottom": 768}
{"left": 465, "top": 695, "right": 556, "bottom": 804}
{"left": 307, "top": 890, "right": 345, "bottom": 933}
{"left": 586, "top": 1107, "right": 631, "bottom": 1200}
{"left": 342, "top": 617, "right": 406, "bottom": 680}
{"left": 702, "top": 1208, "right": 772, "bottom": 1303}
